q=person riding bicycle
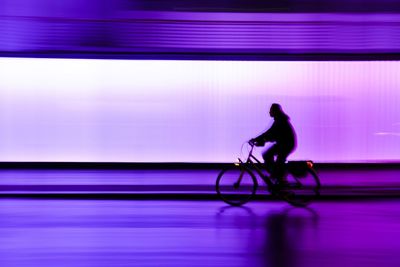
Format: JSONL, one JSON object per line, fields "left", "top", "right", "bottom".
{"left": 250, "top": 103, "right": 297, "bottom": 186}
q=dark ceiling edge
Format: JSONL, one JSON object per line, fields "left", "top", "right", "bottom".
{"left": 0, "top": 162, "right": 399, "bottom": 170}
{"left": 1, "top": 52, "right": 400, "bottom": 61}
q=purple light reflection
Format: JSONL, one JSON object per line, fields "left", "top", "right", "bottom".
{"left": 0, "top": 200, "right": 400, "bottom": 267}
{"left": 2, "top": 6, "right": 400, "bottom": 54}
{"left": 0, "top": 58, "right": 399, "bottom": 162}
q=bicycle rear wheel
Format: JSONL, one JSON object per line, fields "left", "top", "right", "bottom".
{"left": 216, "top": 165, "right": 257, "bottom": 206}
{"left": 280, "top": 168, "right": 321, "bottom": 207}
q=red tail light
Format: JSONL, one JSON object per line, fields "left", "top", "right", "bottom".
{"left": 307, "top": 161, "right": 314, "bottom": 168}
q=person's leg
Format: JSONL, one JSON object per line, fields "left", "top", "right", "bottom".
{"left": 275, "top": 146, "right": 295, "bottom": 184}
{"left": 262, "top": 145, "right": 278, "bottom": 174}
{"left": 275, "top": 152, "right": 289, "bottom": 183}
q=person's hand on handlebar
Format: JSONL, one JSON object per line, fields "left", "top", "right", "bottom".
{"left": 249, "top": 138, "right": 264, "bottom": 147}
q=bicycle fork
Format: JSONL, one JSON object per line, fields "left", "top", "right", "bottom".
{"left": 234, "top": 158, "right": 247, "bottom": 189}
{"left": 233, "top": 173, "right": 245, "bottom": 189}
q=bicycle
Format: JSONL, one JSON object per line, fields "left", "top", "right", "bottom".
{"left": 216, "top": 141, "right": 321, "bottom": 207}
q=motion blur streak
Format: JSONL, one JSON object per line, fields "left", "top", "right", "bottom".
{"left": 0, "top": 200, "right": 400, "bottom": 267}
{"left": 1, "top": 0, "right": 400, "bottom": 54}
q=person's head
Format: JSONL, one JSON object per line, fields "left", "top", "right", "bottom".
{"left": 269, "top": 103, "right": 283, "bottom": 118}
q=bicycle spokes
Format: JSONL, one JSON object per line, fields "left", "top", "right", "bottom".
{"left": 216, "top": 165, "right": 257, "bottom": 206}
{"left": 280, "top": 168, "right": 320, "bottom": 207}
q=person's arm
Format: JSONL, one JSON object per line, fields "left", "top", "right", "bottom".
{"left": 252, "top": 122, "right": 279, "bottom": 146}
{"left": 251, "top": 123, "right": 277, "bottom": 145}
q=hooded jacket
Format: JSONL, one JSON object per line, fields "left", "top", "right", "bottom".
{"left": 255, "top": 112, "right": 296, "bottom": 150}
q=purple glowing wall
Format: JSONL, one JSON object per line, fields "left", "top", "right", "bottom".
{"left": 0, "top": 58, "right": 399, "bottom": 162}
{"left": 2, "top": 1, "right": 400, "bottom": 54}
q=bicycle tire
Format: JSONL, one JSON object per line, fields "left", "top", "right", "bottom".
{"left": 280, "top": 167, "right": 321, "bottom": 207}
{"left": 216, "top": 165, "right": 258, "bottom": 206}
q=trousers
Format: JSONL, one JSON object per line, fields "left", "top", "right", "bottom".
{"left": 262, "top": 144, "right": 295, "bottom": 179}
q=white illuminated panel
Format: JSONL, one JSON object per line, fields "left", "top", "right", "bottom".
{"left": 0, "top": 58, "right": 399, "bottom": 162}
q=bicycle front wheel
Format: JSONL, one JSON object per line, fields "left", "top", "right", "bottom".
{"left": 216, "top": 165, "right": 257, "bottom": 206}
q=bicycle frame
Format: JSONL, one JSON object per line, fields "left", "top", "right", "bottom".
{"left": 235, "top": 143, "right": 275, "bottom": 190}
{"left": 216, "top": 142, "right": 320, "bottom": 207}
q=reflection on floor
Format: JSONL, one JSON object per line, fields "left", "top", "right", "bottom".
{"left": 0, "top": 199, "right": 399, "bottom": 267}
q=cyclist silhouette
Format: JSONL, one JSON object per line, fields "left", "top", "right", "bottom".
{"left": 250, "top": 103, "right": 297, "bottom": 185}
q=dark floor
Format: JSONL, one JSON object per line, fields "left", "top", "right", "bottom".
{"left": 0, "top": 199, "right": 399, "bottom": 267}
{"left": 1, "top": 168, "right": 400, "bottom": 266}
